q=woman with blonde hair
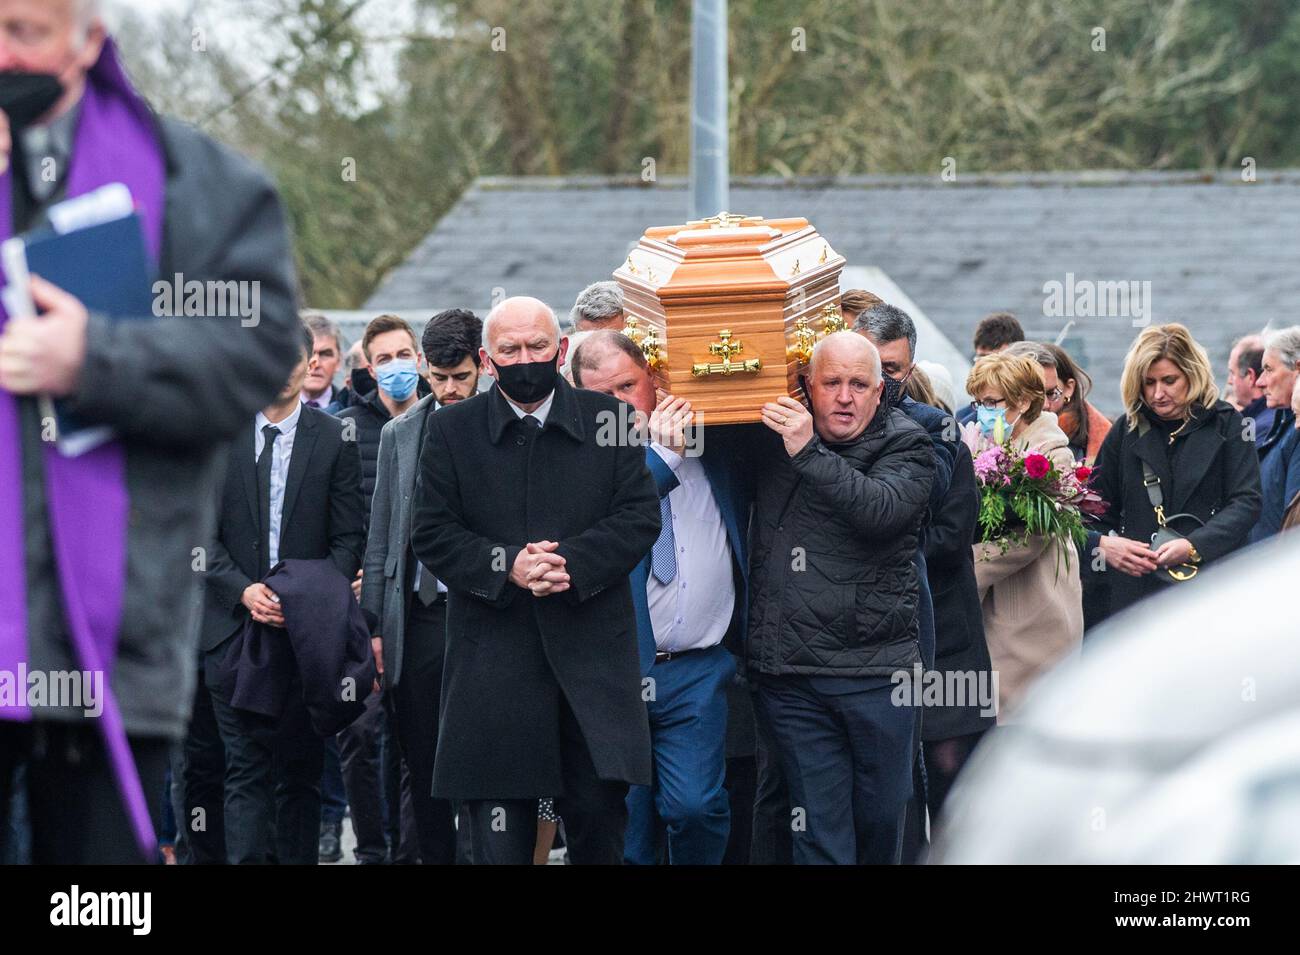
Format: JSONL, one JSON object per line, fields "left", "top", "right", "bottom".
{"left": 1089, "top": 323, "right": 1261, "bottom": 620}
{"left": 965, "top": 352, "right": 1083, "bottom": 716}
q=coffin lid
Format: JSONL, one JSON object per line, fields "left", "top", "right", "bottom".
{"left": 616, "top": 211, "right": 843, "bottom": 303}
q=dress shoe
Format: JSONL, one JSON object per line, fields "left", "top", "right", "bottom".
{"left": 318, "top": 820, "right": 343, "bottom": 863}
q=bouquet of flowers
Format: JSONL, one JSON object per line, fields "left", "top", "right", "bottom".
{"left": 962, "top": 426, "right": 1107, "bottom": 559}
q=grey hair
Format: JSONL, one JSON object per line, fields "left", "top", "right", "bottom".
{"left": 569, "top": 281, "right": 624, "bottom": 328}
{"left": 1004, "top": 340, "right": 1057, "bottom": 368}
{"left": 1265, "top": 326, "right": 1300, "bottom": 370}
{"left": 301, "top": 311, "right": 343, "bottom": 352}
{"left": 854, "top": 303, "right": 917, "bottom": 361}
{"left": 343, "top": 341, "right": 367, "bottom": 370}
{"left": 482, "top": 298, "right": 561, "bottom": 356}
{"left": 810, "top": 330, "right": 881, "bottom": 383}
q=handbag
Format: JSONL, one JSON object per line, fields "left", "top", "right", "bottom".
{"left": 1135, "top": 418, "right": 1204, "bottom": 582}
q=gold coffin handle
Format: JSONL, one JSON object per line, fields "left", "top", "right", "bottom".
{"left": 621, "top": 315, "right": 664, "bottom": 370}
{"left": 692, "top": 329, "right": 762, "bottom": 377}
{"left": 788, "top": 315, "right": 816, "bottom": 365}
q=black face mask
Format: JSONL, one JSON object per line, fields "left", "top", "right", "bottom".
{"left": 882, "top": 372, "right": 907, "bottom": 410}
{"left": 0, "top": 71, "right": 64, "bottom": 131}
{"left": 489, "top": 353, "right": 559, "bottom": 405}
{"left": 350, "top": 366, "right": 376, "bottom": 397}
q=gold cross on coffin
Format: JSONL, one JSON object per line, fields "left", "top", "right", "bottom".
{"left": 692, "top": 329, "right": 762, "bottom": 377}
{"left": 709, "top": 329, "right": 744, "bottom": 361}
{"left": 688, "top": 210, "right": 760, "bottom": 230}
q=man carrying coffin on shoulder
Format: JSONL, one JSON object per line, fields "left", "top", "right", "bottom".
{"left": 746, "top": 331, "right": 934, "bottom": 865}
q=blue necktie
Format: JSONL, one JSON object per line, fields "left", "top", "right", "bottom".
{"left": 651, "top": 471, "right": 679, "bottom": 585}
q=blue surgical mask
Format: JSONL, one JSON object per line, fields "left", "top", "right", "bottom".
{"left": 976, "top": 404, "right": 1008, "bottom": 436}
{"left": 376, "top": 358, "right": 419, "bottom": 401}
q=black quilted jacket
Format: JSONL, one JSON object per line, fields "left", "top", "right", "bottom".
{"left": 746, "top": 407, "right": 934, "bottom": 677}
{"left": 336, "top": 387, "right": 391, "bottom": 515}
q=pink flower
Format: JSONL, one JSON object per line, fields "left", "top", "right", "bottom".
{"left": 1024, "top": 453, "right": 1051, "bottom": 480}
{"left": 973, "top": 446, "right": 1006, "bottom": 482}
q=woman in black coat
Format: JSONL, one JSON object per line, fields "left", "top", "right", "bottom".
{"left": 1089, "top": 324, "right": 1262, "bottom": 621}
{"left": 922, "top": 441, "right": 996, "bottom": 818}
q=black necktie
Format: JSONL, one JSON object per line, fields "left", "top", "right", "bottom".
{"left": 416, "top": 562, "right": 441, "bottom": 607}
{"left": 522, "top": 414, "right": 542, "bottom": 431}
{"left": 257, "top": 425, "right": 280, "bottom": 576}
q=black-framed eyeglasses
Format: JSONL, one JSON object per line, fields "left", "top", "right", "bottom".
{"left": 1045, "top": 387, "right": 1065, "bottom": 401}
{"left": 970, "top": 397, "right": 1009, "bottom": 410}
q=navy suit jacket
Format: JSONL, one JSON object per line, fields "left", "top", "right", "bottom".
{"left": 631, "top": 437, "right": 752, "bottom": 676}
{"left": 214, "top": 558, "right": 376, "bottom": 737}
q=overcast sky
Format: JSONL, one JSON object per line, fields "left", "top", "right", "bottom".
{"left": 106, "top": 0, "right": 427, "bottom": 107}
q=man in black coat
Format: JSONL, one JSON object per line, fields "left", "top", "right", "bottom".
{"left": 332, "top": 313, "right": 424, "bottom": 863}
{"left": 193, "top": 324, "right": 365, "bottom": 864}
{"left": 852, "top": 303, "right": 957, "bottom": 860}
{"left": 748, "top": 333, "right": 934, "bottom": 865}
{"left": 921, "top": 442, "right": 995, "bottom": 818}
{"left": 410, "top": 296, "right": 660, "bottom": 865}
{"left": 362, "top": 309, "right": 484, "bottom": 865}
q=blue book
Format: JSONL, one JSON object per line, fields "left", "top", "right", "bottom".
{"left": 12, "top": 209, "right": 154, "bottom": 455}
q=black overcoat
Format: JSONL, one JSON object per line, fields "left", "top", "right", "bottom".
{"left": 411, "top": 379, "right": 660, "bottom": 799}
{"left": 1088, "top": 400, "right": 1261, "bottom": 619}
{"left": 922, "top": 442, "right": 996, "bottom": 741}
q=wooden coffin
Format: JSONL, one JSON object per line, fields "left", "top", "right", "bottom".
{"left": 612, "top": 212, "right": 846, "bottom": 425}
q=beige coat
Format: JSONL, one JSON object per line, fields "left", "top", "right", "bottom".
{"left": 973, "top": 411, "right": 1084, "bottom": 719}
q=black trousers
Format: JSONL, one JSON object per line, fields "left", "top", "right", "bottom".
{"left": 180, "top": 659, "right": 227, "bottom": 863}
{"left": 754, "top": 676, "right": 914, "bottom": 865}
{"left": 721, "top": 755, "right": 756, "bottom": 865}
{"left": 390, "top": 597, "right": 457, "bottom": 863}
{"left": 0, "top": 720, "right": 169, "bottom": 864}
{"left": 749, "top": 691, "right": 793, "bottom": 865}
{"left": 337, "top": 690, "right": 387, "bottom": 863}
{"left": 208, "top": 648, "right": 324, "bottom": 865}
{"left": 923, "top": 730, "right": 987, "bottom": 821}
{"left": 466, "top": 695, "right": 628, "bottom": 865}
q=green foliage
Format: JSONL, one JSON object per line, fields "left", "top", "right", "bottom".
{"left": 115, "top": 0, "right": 1300, "bottom": 307}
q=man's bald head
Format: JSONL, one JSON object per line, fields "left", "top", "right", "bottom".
{"left": 811, "top": 330, "right": 882, "bottom": 384}
{"left": 571, "top": 329, "right": 648, "bottom": 387}
{"left": 806, "top": 332, "right": 884, "bottom": 443}
{"left": 570, "top": 329, "right": 657, "bottom": 417}
{"left": 482, "top": 296, "right": 561, "bottom": 358}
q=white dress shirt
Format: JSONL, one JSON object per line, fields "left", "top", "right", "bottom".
{"left": 647, "top": 444, "right": 735, "bottom": 653}
{"left": 255, "top": 403, "right": 302, "bottom": 567}
{"left": 505, "top": 390, "right": 555, "bottom": 427}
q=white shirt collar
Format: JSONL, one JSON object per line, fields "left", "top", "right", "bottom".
{"left": 257, "top": 401, "right": 303, "bottom": 438}
{"left": 506, "top": 390, "right": 555, "bottom": 427}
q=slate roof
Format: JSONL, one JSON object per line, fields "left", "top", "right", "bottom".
{"left": 364, "top": 172, "right": 1300, "bottom": 416}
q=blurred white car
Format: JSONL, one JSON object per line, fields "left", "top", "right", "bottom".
{"left": 930, "top": 536, "right": 1300, "bottom": 864}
